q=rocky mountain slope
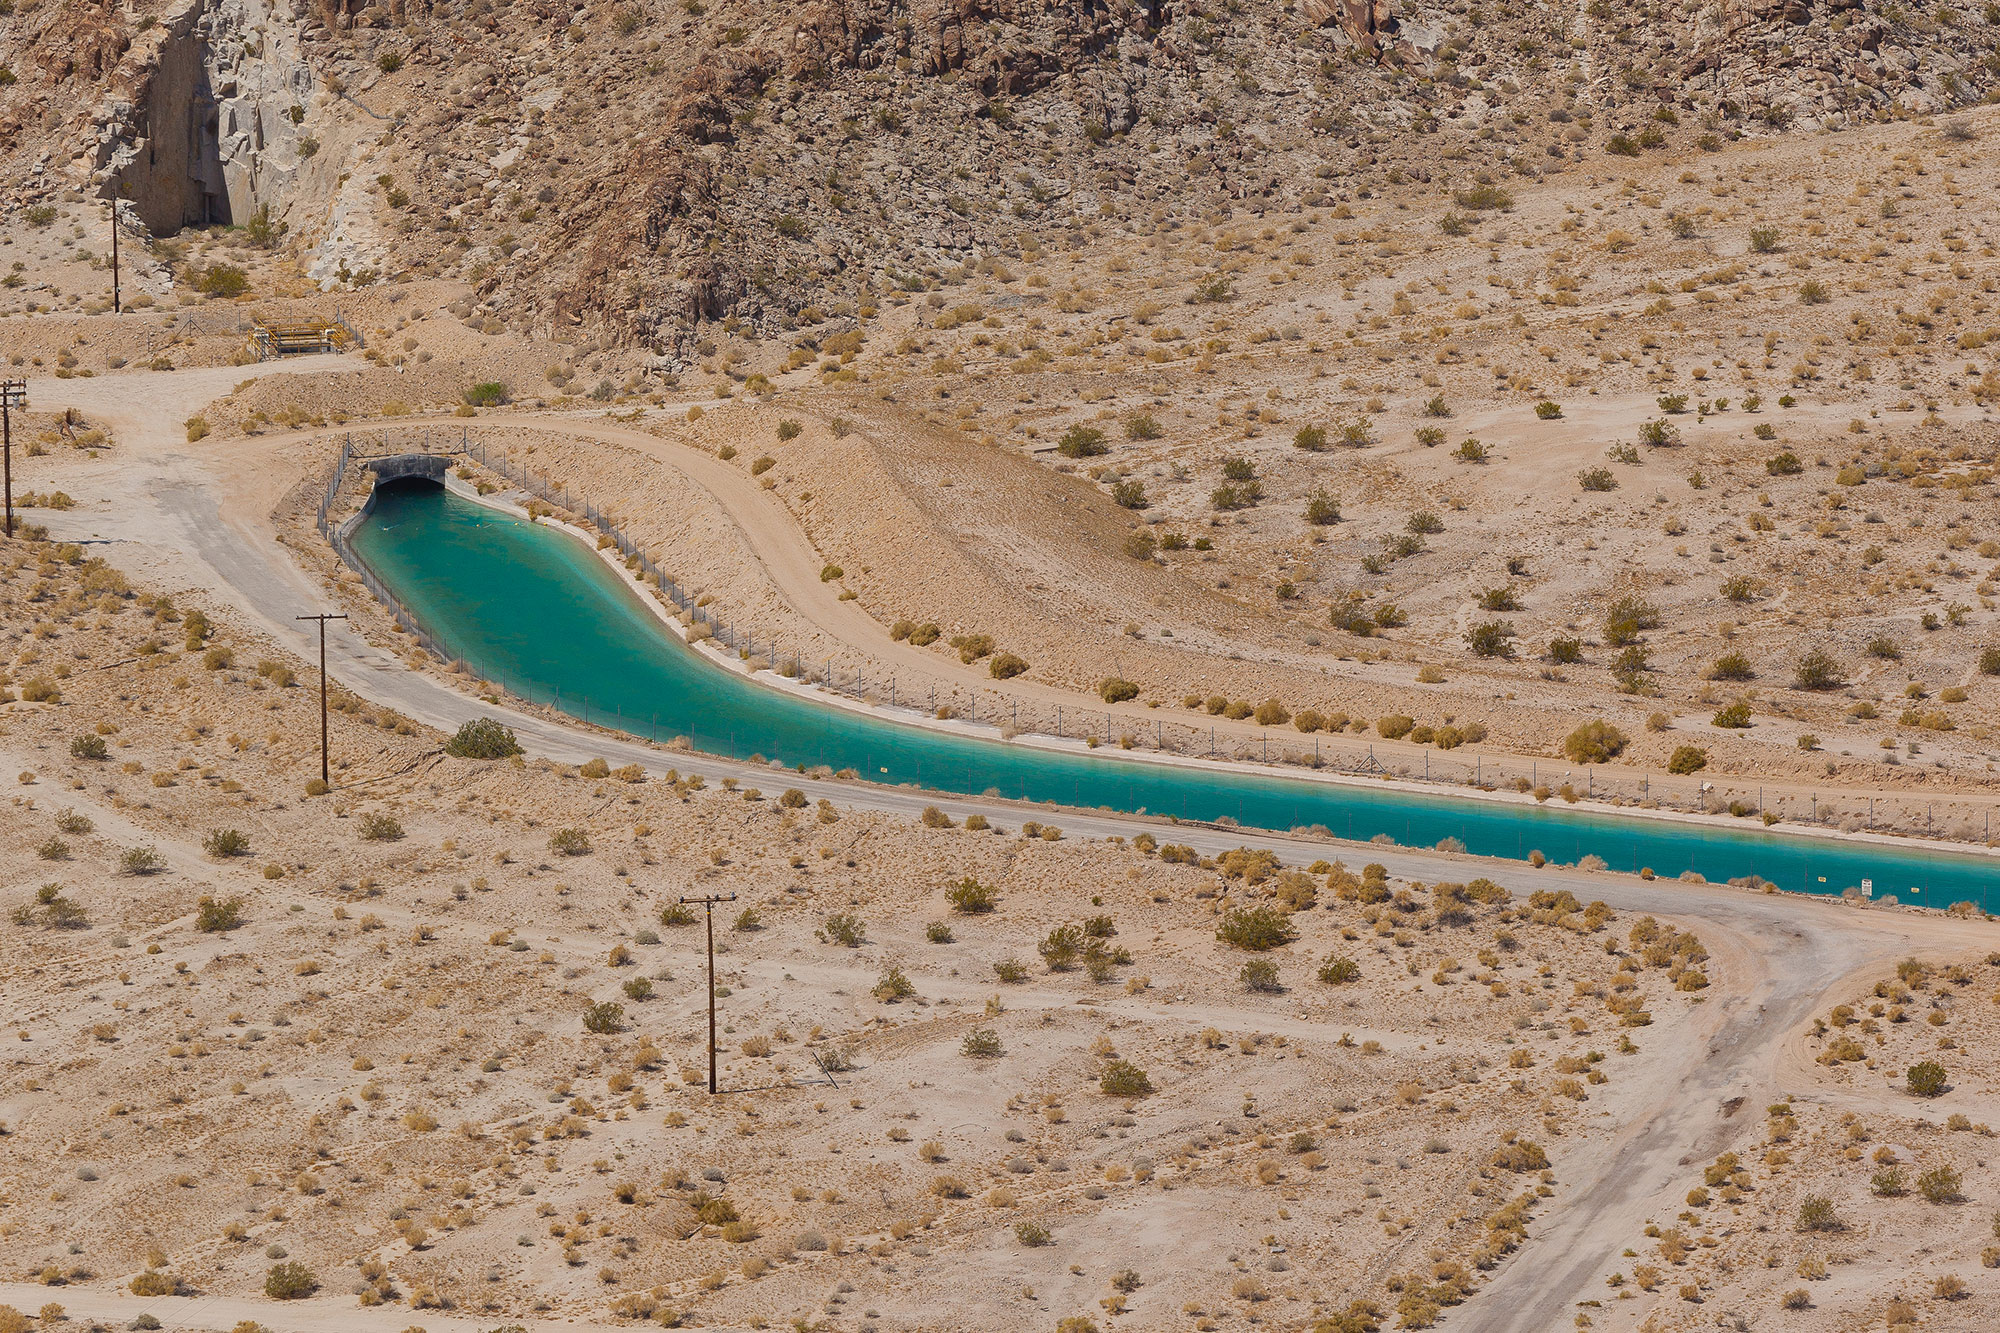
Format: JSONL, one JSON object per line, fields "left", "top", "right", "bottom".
{"left": 4, "top": 0, "right": 1997, "bottom": 361}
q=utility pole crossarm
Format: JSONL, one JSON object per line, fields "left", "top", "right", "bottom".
{"left": 680, "top": 892, "right": 738, "bottom": 1095}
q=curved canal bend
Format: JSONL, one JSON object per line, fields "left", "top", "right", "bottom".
{"left": 349, "top": 479, "right": 2000, "bottom": 911}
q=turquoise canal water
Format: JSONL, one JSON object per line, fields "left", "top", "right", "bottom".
{"left": 350, "top": 480, "right": 2000, "bottom": 910}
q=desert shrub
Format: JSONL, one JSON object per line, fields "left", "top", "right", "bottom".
{"left": 1748, "top": 226, "right": 1780, "bottom": 254}
{"left": 1711, "top": 701, "right": 1752, "bottom": 729}
{"left": 961, "top": 1028, "right": 1003, "bottom": 1058}
{"left": 203, "top": 828, "right": 251, "bottom": 858}
{"left": 1793, "top": 647, "right": 1844, "bottom": 691}
{"left": 1057, "top": 425, "right": 1108, "bottom": 458}
{"left": 1563, "top": 721, "right": 1627, "bottom": 764}
{"left": 1240, "top": 959, "right": 1283, "bottom": 992}
{"left": 1636, "top": 418, "right": 1681, "bottom": 448}
{"left": 1100, "top": 1060, "right": 1153, "bottom": 1096}
{"left": 1039, "top": 924, "right": 1085, "bottom": 970}
{"left": 1666, "top": 745, "right": 1707, "bottom": 775}
{"left": 1534, "top": 400, "right": 1563, "bottom": 419}
{"left": 196, "top": 896, "right": 244, "bottom": 932}
{"left": 582, "top": 1002, "right": 625, "bottom": 1034}
{"left": 120, "top": 845, "right": 164, "bottom": 875}
{"left": 358, "top": 812, "right": 404, "bottom": 842}
{"left": 1795, "top": 1195, "right": 1841, "bottom": 1232}
{"left": 1466, "top": 621, "right": 1517, "bottom": 658}
{"left": 993, "top": 957, "right": 1029, "bottom": 983}
{"left": 1765, "top": 451, "right": 1803, "bottom": 475}
{"left": 1124, "top": 413, "right": 1164, "bottom": 440}
{"left": 548, "top": 827, "right": 592, "bottom": 856}
{"left": 622, "top": 977, "right": 653, "bottom": 1001}
{"left": 775, "top": 419, "right": 802, "bottom": 441}
{"left": 1217, "top": 906, "right": 1297, "bottom": 952}
{"left": 70, "top": 733, "right": 108, "bottom": 760}
{"left": 660, "top": 903, "right": 697, "bottom": 927}
{"left": 1918, "top": 1164, "right": 1963, "bottom": 1203}
{"left": 264, "top": 1262, "right": 318, "bottom": 1299}
{"left": 872, "top": 966, "right": 916, "bottom": 1002}
{"left": 463, "top": 382, "right": 510, "bottom": 407}
{"left": 947, "top": 877, "right": 997, "bottom": 913}
{"left": 1319, "top": 954, "right": 1361, "bottom": 984}
{"left": 445, "top": 717, "right": 522, "bottom": 758}
{"left": 1099, "top": 677, "right": 1139, "bottom": 703}
{"left": 824, "top": 913, "right": 865, "bottom": 947}
{"left": 1293, "top": 424, "right": 1327, "bottom": 451}
{"left": 1015, "top": 1220, "right": 1053, "bottom": 1246}
{"left": 1305, "top": 488, "right": 1341, "bottom": 525}
{"left": 1907, "top": 1060, "right": 1948, "bottom": 1097}
{"left": 1577, "top": 467, "right": 1617, "bottom": 493}
{"left": 199, "top": 264, "right": 250, "bottom": 298}
{"left": 1111, "top": 479, "right": 1147, "bottom": 509}
{"left": 989, "top": 651, "right": 1028, "bottom": 679}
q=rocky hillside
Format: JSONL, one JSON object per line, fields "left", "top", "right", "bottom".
{"left": 4, "top": 0, "right": 1997, "bottom": 361}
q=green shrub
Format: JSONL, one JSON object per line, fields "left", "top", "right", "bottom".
{"left": 1111, "top": 479, "right": 1148, "bottom": 509}
{"left": 872, "top": 965, "right": 916, "bottom": 1002}
{"left": 70, "top": 733, "right": 108, "bottom": 760}
{"left": 961, "top": 1028, "right": 1003, "bottom": 1058}
{"left": 1039, "top": 924, "right": 1085, "bottom": 970}
{"left": 463, "top": 381, "right": 510, "bottom": 407}
{"left": 196, "top": 895, "right": 244, "bottom": 932}
{"left": 621, "top": 976, "right": 653, "bottom": 1001}
{"left": 1748, "top": 226, "right": 1780, "bottom": 254}
{"left": 1318, "top": 954, "right": 1361, "bottom": 984}
{"left": 776, "top": 419, "right": 802, "bottom": 441}
{"left": 1563, "top": 721, "right": 1627, "bottom": 764}
{"left": 358, "top": 812, "right": 404, "bottom": 842}
{"left": 1711, "top": 701, "right": 1752, "bottom": 729}
{"left": 1216, "top": 906, "right": 1297, "bottom": 952}
{"left": 1765, "top": 451, "right": 1803, "bottom": 476}
{"left": 1057, "top": 425, "right": 1108, "bottom": 458}
{"left": 946, "top": 877, "right": 997, "bottom": 913}
{"left": 548, "top": 827, "right": 591, "bottom": 856}
{"left": 993, "top": 957, "right": 1029, "bottom": 983}
{"left": 989, "top": 651, "right": 1028, "bottom": 679}
{"left": 1099, "top": 677, "right": 1139, "bottom": 703}
{"left": 120, "top": 845, "right": 164, "bottom": 875}
{"left": 1577, "top": 467, "right": 1617, "bottom": 492}
{"left": 1907, "top": 1060, "right": 1948, "bottom": 1098}
{"left": 1794, "top": 1195, "right": 1840, "bottom": 1232}
{"left": 1305, "top": 488, "right": 1340, "bottom": 525}
{"left": 198, "top": 265, "right": 249, "bottom": 298}
{"left": 1917, "top": 1164, "right": 1962, "bottom": 1203}
{"left": 1015, "top": 1220, "right": 1053, "bottom": 1246}
{"left": 1794, "top": 648, "right": 1845, "bottom": 691}
{"left": 1240, "top": 959, "right": 1283, "bottom": 992}
{"left": 445, "top": 717, "right": 522, "bottom": 758}
{"left": 203, "top": 828, "right": 251, "bottom": 858}
{"left": 1667, "top": 745, "right": 1708, "bottom": 775}
{"left": 1534, "top": 401, "right": 1563, "bottom": 419}
{"left": 1293, "top": 424, "right": 1327, "bottom": 451}
{"left": 582, "top": 1001, "right": 625, "bottom": 1034}
{"left": 1124, "top": 413, "right": 1163, "bottom": 440}
{"left": 1099, "top": 1060, "right": 1153, "bottom": 1096}
{"left": 1465, "top": 621, "right": 1517, "bottom": 658}
{"left": 824, "top": 913, "right": 865, "bottom": 947}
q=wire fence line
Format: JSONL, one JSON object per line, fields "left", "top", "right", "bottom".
{"left": 307, "top": 433, "right": 1997, "bottom": 846}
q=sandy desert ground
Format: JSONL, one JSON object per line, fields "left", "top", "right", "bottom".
{"left": 5, "top": 39, "right": 2000, "bottom": 1333}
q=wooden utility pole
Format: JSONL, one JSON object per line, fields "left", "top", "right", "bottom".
{"left": 109, "top": 200, "right": 121, "bottom": 315}
{"left": 680, "top": 892, "right": 738, "bottom": 1094}
{"left": 295, "top": 612, "right": 348, "bottom": 787}
{"left": 1, "top": 379, "right": 24, "bottom": 539}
